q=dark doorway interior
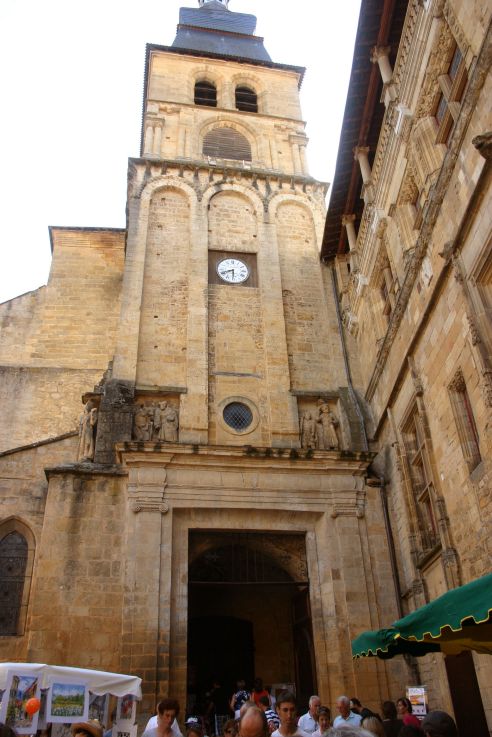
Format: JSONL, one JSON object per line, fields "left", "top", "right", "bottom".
{"left": 445, "top": 650, "right": 489, "bottom": 737}
{"left": 188, "top": 615, "right": 254, "bottom": 701}
{"left": 187, "top": 531, "right": 316, "bottom": 718}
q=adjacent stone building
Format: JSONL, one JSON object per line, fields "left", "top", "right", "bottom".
{"left": 324, "top": 0, "right": 492, "bottom": 734}
{"left": 1, "top": 0, "right": 491, "bottom": 735}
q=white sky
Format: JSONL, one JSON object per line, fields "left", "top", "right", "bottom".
{"left": 0, "top": 0, "right": 361, "bottom": 304}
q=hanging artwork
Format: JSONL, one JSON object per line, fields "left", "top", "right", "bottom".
{"left": 0, "top": 671, "right": 41, "bottom": 735}
{"left": 46, "top": 678, "right": 89, "bottom": 723}
{"left": 116, "top": 694, "right": 136, "bottom": 723}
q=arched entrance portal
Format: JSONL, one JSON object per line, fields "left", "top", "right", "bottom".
{"left": 187, "top": 531, "right": 316, "bottom": 718}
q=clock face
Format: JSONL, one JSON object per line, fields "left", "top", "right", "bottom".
{"left": 216, "top": 258, "right": 250, "bottom": 284}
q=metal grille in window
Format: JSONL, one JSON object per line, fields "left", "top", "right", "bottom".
{"left": 223, "top": 402, "right": 253, "bottom": 431}
{"left": 195, "top": 81, "right": 217, "bottom": 107}
{"left": 203, "top": 127, "right": 252, "bottom": 161}
{"left": 235, "top": 86, "right": 258, "bottom": 113}
{"left": 0, "top": 532, "right": 28, "bottom": 635}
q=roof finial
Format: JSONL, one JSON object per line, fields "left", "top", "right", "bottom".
{"left": 198, "top": 0, "right": 230, "bottom": 7}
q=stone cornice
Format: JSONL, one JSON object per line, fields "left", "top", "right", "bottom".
{"left": 116, "top": 441, "right": 375, "bottom": 475}
{"left": 365, "top": 19, "right": 492, "bottom": 403}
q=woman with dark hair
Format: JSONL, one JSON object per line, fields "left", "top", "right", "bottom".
{"left": 380, "top": 701, "right": 403, "bottom": 737}
{"left": 142, "top": 699, "right": 181, "bottom": 737}
{"left": 396, "top": 700, "right": 421, "bottom": 730}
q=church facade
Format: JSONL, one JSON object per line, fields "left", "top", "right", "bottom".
{"left": 1, "top": 0, "right": 491, "bottom": 733}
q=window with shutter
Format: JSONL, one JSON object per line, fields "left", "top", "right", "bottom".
{"left": 195, "top": 80, "right": 217, "bottom": 107}
{"left": 203, "top": 127, "right": 252, "bottom": 161}
{"left": 235, "top": 86, "right": 258, "bottom": 113}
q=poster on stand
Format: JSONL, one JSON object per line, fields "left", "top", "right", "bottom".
{"left": 116, "top": 694, "right": 136, "bottom": 723}
{"left": 112, "top": 724, "right": 137, "bottom": 737}
{"left": 47, "top": 678, "right": 89, "bottom": 723}
{"left": 407, "top": 686, "right": 428, "bottom": 718}
{"left": 37, "top": 689, "right": 49, "bottom": 730}
{"left": 0, "top": 670, "right": 41, "bottom": 734}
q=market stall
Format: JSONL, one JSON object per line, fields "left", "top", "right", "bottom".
{"left": 0, "top": 663, "right": 142, "bottom": 737}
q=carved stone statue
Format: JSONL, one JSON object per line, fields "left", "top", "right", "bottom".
{"left": 158, "top": 401, "right": 179, "bottom": 442}
{"left": 300, "top": 411, "right": 316, "bottom": 449}
{"left": 133, "top": 403, "right": 151, "bottom": 441}
{"left": 77, "top": 401, "right": 98, "bottom": 461}
{"left": 317, "top": 399, "right": 339, "bottom": 449}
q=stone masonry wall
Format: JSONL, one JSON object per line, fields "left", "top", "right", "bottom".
{"left": 277, "top": 203, "right": 335, "bottom": 391}
{"left": 136, "top": 188, "right": 190, "bottom": 389}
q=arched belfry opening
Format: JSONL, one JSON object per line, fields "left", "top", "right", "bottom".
{"left": 187, "top": 531, "right": 317, "bottom": 715}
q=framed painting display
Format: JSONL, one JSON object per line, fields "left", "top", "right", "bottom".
{"left": 116, "top": 694, "right": 136, "bottom": 723}
{"left": 46, "top": 677, "right": 89, "bottom": 723}
{"left": 0, "top": 670, "right": 41, "bottom": 734}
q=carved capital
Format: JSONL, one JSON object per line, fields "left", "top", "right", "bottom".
{"left": 482, "top": 369, "right": 492, "bottom": 407}
{"left": 132, "top": 500, "right": 169, "bottom": 514}
{"left": 353, "top": 145, "right": 370, "bottom": 161}
{"left": 449, "top": 368, "right": 465, "bottom": 393}
{"left": 371, "top": 45, "right": 391, "bottom": 63}
{"left": 467, "top": 314, "right": 481, "bottom": 345}
{"left": 341, "top": 213, "right": 356, "bottom": 226}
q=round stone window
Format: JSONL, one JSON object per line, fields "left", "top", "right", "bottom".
{"left": 223, "top": 402, "right": 253, "bottom": 431}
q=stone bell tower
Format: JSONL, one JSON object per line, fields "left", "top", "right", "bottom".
{"left": 95, "top": 0, "right": 347, "bottom": 459}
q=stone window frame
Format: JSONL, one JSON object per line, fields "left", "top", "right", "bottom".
{"left": 194, "top": 79, "right": 218, "bottom": 108}
{"left": 217, "top": 396, "right": 260, "bottom": 436}
{"left": 468, "top": 235, "right": 492, "bottom": 354}
{"left": 235, "top": 85, "right": 258, "bottom": 114}
{"left": 399, "top": 401, "right": 441, "bottom": 558}
{"left": 448, "top": 369, "right": 482, "bottom": 473}
{"left": 432, "top": 38, "right": 468, "bottom": 146}
{"left": 0, "top": 517, "right": 36, "bottom": 637}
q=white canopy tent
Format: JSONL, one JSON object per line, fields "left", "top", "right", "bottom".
{"left": 0, "top": 663, "right": 142, "bottom": 698}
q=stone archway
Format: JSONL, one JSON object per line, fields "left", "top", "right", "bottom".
{"left": 187, "top": 531, "right": 316, "bottom": 718}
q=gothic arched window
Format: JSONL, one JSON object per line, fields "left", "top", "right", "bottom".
{"left": 203, "top": 127, "right": 252, "bottom": 162}
{"left": 195, "top": 80, "right": 217, "bottom": 107}
{"left": 235, "top": 86, "right": 258, "bottom": 113}
{"left": 0, "top": 530, "right": 28, "bottom": 635}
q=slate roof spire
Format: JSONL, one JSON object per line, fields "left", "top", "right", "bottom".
{"left": 172, "top": 1, "right": 272, "bottom": 62}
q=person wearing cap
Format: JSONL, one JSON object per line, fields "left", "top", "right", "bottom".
{"left": 421, "top": 711, "right": 458, "bottom": 737}
{"left": 142, "top": 699, "right": 181, "bottom": 737}
{"left": 71, "top": 720, "right": 104, "bottom": 737}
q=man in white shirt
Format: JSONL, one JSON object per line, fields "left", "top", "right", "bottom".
{"left": 271, "top": 692, "right": 310, "bottom": 737}
{"left": 332, "top": 696, "right": 362, "bottom": 729}
{"left": 297, "top": 696, "right": 320, "bottom": 734}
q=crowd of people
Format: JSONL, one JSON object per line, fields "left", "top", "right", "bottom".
{"left": 0, "top": 684, "right": 460, "bottom": 737}
{"left": 135, "top": 684, "right": 457, "bottom": 737}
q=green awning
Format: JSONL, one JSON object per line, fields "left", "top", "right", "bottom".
{"left": 352, "top": 628, "right": 440, "bottom": 659}
{"left": 393, "top": 573, "right": 492, "bottom": 652}
{"left": 352, "top": 573, "right": 492, "bottom": 659}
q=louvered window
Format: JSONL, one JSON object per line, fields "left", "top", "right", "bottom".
{"left": 203, "top": 127, "right": 252, "bottom": 162}
{"left": 235, "top": 86, "right": 258, "bottom": 113}
{"left": 195, "top": 80, "right": 217, "bottom": 107}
